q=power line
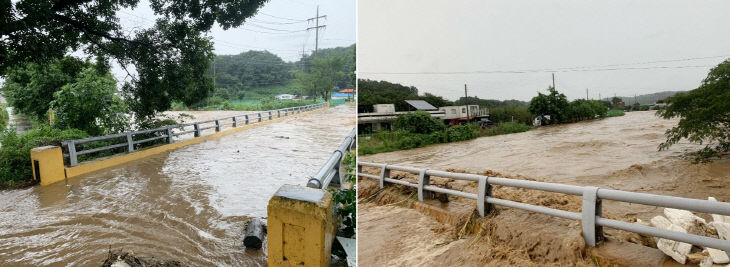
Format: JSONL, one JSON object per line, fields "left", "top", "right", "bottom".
{"left": 306, "top": 6, "right": 326, "bottom": 57}
{"left": 361, "top": 65, "right": 715, "bottom": 75}
{"left": 258, "top": 12, "right": 308, "bottom": 22}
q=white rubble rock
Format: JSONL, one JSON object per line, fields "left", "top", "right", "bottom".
{"left": 712, "top": 221, "right": 730, "bottom": 240}
{"left": 651, "top": 215, "right": 693, "bottom": 264}
{"left": 700, "top": 255, "right": 714, "bottom": 267}
{"left": 111, "top": 260, "right": 131, "bottom": 267}
{"left": 708, "top": 197, "right": 730, "bottom": 224}
{"left": 705, "top": 247, "right": 730, "bottom": 265}
{"left": 664, "top": 208, "right": 708, "bottom": 236}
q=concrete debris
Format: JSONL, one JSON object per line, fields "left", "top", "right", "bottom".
{"left": 712, "top": 221, "right": 730, "bottom": 241}
{"left": 700, "top": 255, "right": 714, "bottom": 267}
{"left": 664, "top": 208, "right": 708, "bottom": 236}
{"left": 704, "top": 247, "right": 730, "bottom": 265}
{"left": 651, "top": 215, "right": 693, "bottom": 264}
{"left": 708, "top": 197, "right": 730, "bottom": 224}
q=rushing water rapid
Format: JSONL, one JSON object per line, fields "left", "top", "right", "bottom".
{"left": 0, "top": 104, "right": 354, "bottom": 266}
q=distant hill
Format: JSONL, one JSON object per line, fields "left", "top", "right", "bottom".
{"left": 604, "top": 91, "right": 686, "bottom": 105}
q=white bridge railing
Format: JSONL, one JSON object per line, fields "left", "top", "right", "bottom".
{"left": 61, "top": 103, "right": 326, "bottom": 166}
{"left": 358, "top": 162, "right": 730, "bottom": 253}
{"left": 306, "top": 128, "right": 356, "bottom": 189}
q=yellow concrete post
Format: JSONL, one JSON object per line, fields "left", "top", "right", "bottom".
{"left": 30, "top": 146, "right": 66, "bottom": 186}
{"left": 267, "top": 184, "right": 335, "bottom": 267}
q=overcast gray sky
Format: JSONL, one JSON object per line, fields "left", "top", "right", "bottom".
{"left": 357, "top": 0, "right": 730, "bottom": 101}
{"left": 112, "top": 0, "right": 354, "bottom": 82}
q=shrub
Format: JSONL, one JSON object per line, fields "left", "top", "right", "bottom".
{"left": 445, "top": 124, "right": 479, "bottom": 142}
{"left": 0, "top": 103, "right": 8, "bottom": 130}
{"left": 0, "top": 126, "right": 89, "bottom": 187}
{"left": 606, "top": 109, "right": 625, "bottom": 117}
{"left": 393, "top": 111, "right": 445, "bottom": 134}
{"left": 488, "top": 106, "right": 533, "bottom": 125}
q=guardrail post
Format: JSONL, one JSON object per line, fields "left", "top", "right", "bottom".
{"left": 269, "top": 111, "right": 273, "bottom": 120}
{"left": 166, "top": 126, "right": 173, "bottom": 143}
{"left": 215, "top": 120, "right": 221, "bottom": 132}
{"left": 417, "top": 169, "right": 431, "bottom": 201}
{"left": 232, "top": 116, "right": 238, "bottom": 127}
{"left": 277, "top": 110, "right": 281, "bottom": 118}
{"left": 379, "top": 164, "right": 389, "bottom": 189}
{"left": 68, "top": 141, "right": 78, "bottom": 166}
{"left": 477, "top": 177, "right": 493, "bottom": 216}
{"left": 258, "top": 112, "right": 262, "bottom": 122}
{"left": 582, "top": 186, "right": 604, "bottom": 247}
{"left": 244, "top": 114, "right": 249, "bottom": 125}
{"left": 194, "top": 123, "right": 201, "bottom": 137}
{"left": 126, "top": 133, "right": 134, "bottom": 152}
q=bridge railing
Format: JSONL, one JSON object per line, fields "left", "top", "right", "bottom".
{"left": 357, "top": 162, "right": 730, "bottom": 253}
{"left": 306, "top": 128, "right": 356, "bottom": 189}
{"left": 61, "top": 103, "right": 327, "bottom": 166}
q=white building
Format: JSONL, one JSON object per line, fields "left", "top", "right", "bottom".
{"left": 276, "top": 94, "right": 295, "bottom": 100}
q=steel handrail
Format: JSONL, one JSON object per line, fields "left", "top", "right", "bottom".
{"left": 60, "top": 102, "right": 327, "bottom": 166}
{"left": 357, "top": 161, "right": 730, "bottom": 253}
{"left": 306, "top": 128, "right": 356, "bottom": 189}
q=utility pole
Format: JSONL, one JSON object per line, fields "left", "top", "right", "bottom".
{"left": 552, "top": 73, "right": 555, "bottom": 89}
{"left": 586, "top": 88, "right": 589, "bottom": 100}
{"left": 464, "top": 84, "right": 469, "bottom": 118}
{"left": 306, "top": 6, "right": 327, "bottom": 58}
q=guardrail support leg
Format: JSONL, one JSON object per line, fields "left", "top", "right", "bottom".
{"left": 269, "top": 111, "right": 273, "bottom": 120}
{"left": 258, "top": 113, "right": 262, "bottom": 122}
{"left": 166, "top": 126, "right": 173, "bottom": 143}
{"left": 232, "top": 117, "right": 238, "bottom": 127}
{"left": 379, "top": 165, "right": 389, "bottom": 189}
{"left": 68, "top": 141, "right": 78, "bottom": 166}
{"left": 277, "top": 110, "right": 281, "bottom": 118}
{"left": 417, "top": 169, "right": 431, "bottom": 201}
{"left": 215, "top": 120, "right": 221, "bottom": 132}
{"left": 194, "top": 123, "right": 201, "bottom": 137}
{"left": 582, "top": 186, "right": 604, "bottom": 247}
{"left": 477, "top": 177, "right": 493, "bottom": 216}
{"left": 245, "top": 115, "right": 249, "bottom": 125}
{"left": 126, "top": 133, "right": 134, "bottom": 152}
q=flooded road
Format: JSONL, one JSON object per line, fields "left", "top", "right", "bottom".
{"left": 0, "top": 104, "right": 354, "bottom": 266}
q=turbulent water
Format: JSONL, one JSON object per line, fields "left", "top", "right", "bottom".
{"left": 359, "top": 111, "right": 730, "bottom": 265}
{"left": 0, "top": 104, "right": 354, "bottom": 266}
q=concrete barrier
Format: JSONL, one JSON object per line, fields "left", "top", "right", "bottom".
{"left": 267, "top": 184, "right": 335, "bottom": 267}
{"left": 33, "top": 106, "right": 327, "bottom": 186}
{"left": 30, "top": 146, "right": 66, "bottom": 186}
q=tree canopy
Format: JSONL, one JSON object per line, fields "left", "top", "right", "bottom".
{"left": 658, "top": 59, "right": 730, "bottom": 162}
{"left": 296, "top": 55, "right": 345, "bottom": 101}
{"left": 528, "top": 86, "right": 570, "bottom": 125}
{"left": 2, "top": 0, "right": 269, "bottom": 118}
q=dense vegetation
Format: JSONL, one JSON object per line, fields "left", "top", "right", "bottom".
{"left": 359, "top": 111, "right": 480, "bottom": 155}
{"left": 528, "top": 86, "right": 607, "bottom": 125}
{"left": 2, "top": 0, "right": 271, "bottom": 120}
{"left": 658, "top": 59, "right": 730, "bottom": 162}
{"left": 0, "top": 103, "right": 8, "bottom": 130}
{"left": 210, "top": 51, "right": 294, "bottom": 100}
{"left": 0, "top": 127, "right": 89, "bottom": 187}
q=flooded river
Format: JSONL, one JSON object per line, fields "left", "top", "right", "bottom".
{"left": 0, "top": 104, "right": 354, "bottom": 266}
{"left": 360, "top": 111, "right": 730, "bottom": 266}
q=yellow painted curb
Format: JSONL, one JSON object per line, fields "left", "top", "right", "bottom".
{"left": 63, "top": 107, "right": 327, "bottom": 180}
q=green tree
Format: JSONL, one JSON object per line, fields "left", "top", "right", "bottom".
{"left": 393, "top": 111, "right": 445, "bottom": 134}
{"left": 528, "top": 86, "right": 569, "bottom": 125}
{"left": 1, "top": 57, "right": 92, "bottom": 121}
{"left": 657, "top": 59, "right": 730, "bottom": 162}
{"left": 296, "top": 55, "right": 345, "bottom": 101}
{"left": 51, "top": 67, "right": 129, "bottom": 136}
{"left": 1, "top": 0, "right": 268, "bottom": 119}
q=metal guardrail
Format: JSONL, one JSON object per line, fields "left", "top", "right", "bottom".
{"left": 306, "top": 128, "right": 356, "bottom": 189}
{"left": 61, "top": 103, "right": 327, "bottom": 166}
{"left": 358, "top": 162, "right": 730, "bottom": 253}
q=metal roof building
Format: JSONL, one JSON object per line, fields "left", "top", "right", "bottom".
{"left": 404, "top": 100, "right": 438, "bottom": 111}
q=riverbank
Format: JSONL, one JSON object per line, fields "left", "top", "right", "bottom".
{"left": 358, "top": 111, "right": 728, "bottom": 265}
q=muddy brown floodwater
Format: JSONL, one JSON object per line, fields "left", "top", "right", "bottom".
{"left": 0, "top": 104, "right": 354, "bottom": 266}
{"left": 360, "top": 111, "right": 730, "bottom": 266}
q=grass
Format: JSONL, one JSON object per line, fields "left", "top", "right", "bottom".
{"left": 479, "top": 121, "right": 532, "bottom": 137}
{"left": 606, "top": 109, "right": 625, "bottom": 117}
{"left": 359, "top": 122, "right": 534, "bottom": 156}
{"left": 0, "top": 103, "right": 8, "bottom": 130}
